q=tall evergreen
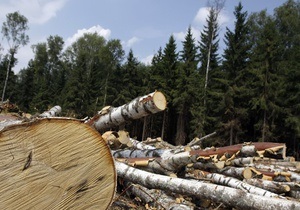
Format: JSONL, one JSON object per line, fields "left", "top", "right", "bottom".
{"left": 221, "top": 2, "right": 251, "bottom": 144}
{"left": 274, "top": 0, "right": 300, "bottom": 155}
{"left": 198, "top": 6, "right": 221, "bottom": 138}
{"left": 173, "top": 26, "right": 199, "bottom": 144}
{"left": 62, "top": 33, "right": 107, "bottom": 117}
{"left": 247, "top": 11, "right": 282, "bottom": 142}
{"left": 159, "top": 35, "right": 179, "bottom": 144}
{"left": 113, "top": 49, "right": 140, "bottom": 106}
{"left": 16, "top": 61, "right": 35, "bottom": 111}
{"left": 31, "top": 42, "right": 51, "bottom": 112}
{"left": 100, "top": 39, "right": 124, "bottom": 108}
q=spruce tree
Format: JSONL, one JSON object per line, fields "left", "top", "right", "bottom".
{"left": 164, "top": 35, "right": 179, "bottom": 144}
{"left": 173, "top": 26, "right": 199, "bottom": 144}
{"left": 247, "top": 11, "right": 282, "bottom": 142}
{"left": 198, "top": 6, "right": 222, "bottom": 138}
{"left": 274, "top": 0, "right": 300, "bottom": 154}
{"left": 221, "top": 2, "right": 251, "bottom": 144}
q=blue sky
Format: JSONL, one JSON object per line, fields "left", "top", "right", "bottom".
{"left": 0, "top": 0, "right": 287, "bottom": 73}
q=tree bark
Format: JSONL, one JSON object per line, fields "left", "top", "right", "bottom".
{"left": 87, "top": 91, "right": 167, "bottom": 131}
{"left": 116, "top": 161, "right": 300, "bottom": 210}
{"left": 0, "top": 117, "right": 116, "bottom": 209}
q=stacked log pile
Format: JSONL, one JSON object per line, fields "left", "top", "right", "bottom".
{"left": 93, "top": 91, "right": 300, "bottom": 210}
{"left": 108, "top": 137, "right": 300, "bottom": 209}
{"left": 0, "top": 91, "right": 299, "bottom": 209}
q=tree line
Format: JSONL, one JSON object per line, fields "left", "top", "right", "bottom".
{"left": 0, "top": 1, "right": 299, "bottom": 157}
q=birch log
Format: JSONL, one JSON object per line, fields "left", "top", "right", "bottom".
{"left": 116, "top": 162, "right": 300, "bottom": 210}
{"left": 39, "top": 105, "right": 62, "bottom": 118}
{"left": 88, "top": 91, "right": 167, "bottom": 131}
{"left": 0, "top": 118, "right": 116, "bottom": 209}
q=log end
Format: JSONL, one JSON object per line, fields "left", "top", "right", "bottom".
{"left": 152, "top": 91, "right": 167, "bottom": 111}
{"left": 0, "top": 118, "right": 116, "bottom": 209}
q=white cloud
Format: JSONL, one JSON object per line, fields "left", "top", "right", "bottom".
{"left": 66, "top": 25, "right": 111, "bottom": 46}
{"left": 193, "top": 7, "right": 230, "bottom": 28}
{"left": 140, "top": 54, "right": 153, "bottom": 66}
{"left": 173, "top": 31, "right": 185, "bottom": 42}
{"left": 125, "top": 36, "right": 141, "bottom": 48}
{"left": 0, "top": 0, "right": 68, "bottom": 24}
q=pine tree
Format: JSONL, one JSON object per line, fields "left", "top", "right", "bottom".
{"left": 31, "top": 42, "right": 51, "bottom": 112}
{"left": 198, "top": 5, "right": 222, "bottom": 138}
{"left": 247, "top": 11, "right": 282, "bottom": 142}
{"left": 221, "top": 2, "right": 251, "bottom": 145}
{"left": 161, "top": 35, "right": 179, "bottom": 144}
{"left": 16, "top": 61, "right": 35, "bottom": 111}
{"left": 274, "top": 0, "right": 300, "bottom": 155}
{"left": 173, "top": 26, "right": 199, "bottom": 144}
{"left": 113, "top": 49, "right": 140, "bottom": 105}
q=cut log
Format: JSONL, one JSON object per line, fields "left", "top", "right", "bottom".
{"left": 87, "top": 91, "right": 167, "bottom": 131}
{"left": 244, "top": 179, "right": 291, "bottom": 194}
{"left": 39, "top": 105, "right": 62, "bottom": 118}
{"left": 0, "top": 118, "right": 116, "bottom": 209}
{"left": 116, "top": 161, "right": 300, "bottom": 210}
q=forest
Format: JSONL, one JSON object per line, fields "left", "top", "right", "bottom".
{"left": 0, "top": 0, "right": 299, "bottom": 158}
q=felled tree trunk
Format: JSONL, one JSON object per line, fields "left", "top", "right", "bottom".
{"left": 0, "top": 117, "right": 116, "bottom": 209}
{"left": 87, "top": 91, "right": 167, "bottom": 131}
{"left": 116, "top": 161, "right": 300, "bottom": 210}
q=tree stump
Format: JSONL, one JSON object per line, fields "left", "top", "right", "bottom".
{"left": 0, "top": 117, "right": 116, "bottom": 209}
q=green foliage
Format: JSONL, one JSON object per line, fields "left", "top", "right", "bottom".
{"left": 221, "top": 2, "right": 251, "bottom": 144}
{"left": 1, "top": 11, "right": 29, "bottom": 102}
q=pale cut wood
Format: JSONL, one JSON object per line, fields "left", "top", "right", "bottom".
{"left": 88, "top": 91, "right": 167, "bottom": 131}
{"left": 0, "top": 118, "right": 116, "bottom": 209}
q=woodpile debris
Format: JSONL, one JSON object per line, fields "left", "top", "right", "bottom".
{"left": 0, "top": 91, "right": 299, "bottom": 210}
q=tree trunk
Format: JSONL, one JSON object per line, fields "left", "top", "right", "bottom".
{"left": 116, "top": 161, "right": 300, "bottom": 210}
{"left": 175, "top": 112, "right": 186, "bottom": 145}
{"left": 0, "top": 117, "right": 116, "bottom": 209}
{"left": 1, "top": 53, "right": 13, "bottom": 103}
{"left": 87, "top": 91, "right": 167, "bottom": 132}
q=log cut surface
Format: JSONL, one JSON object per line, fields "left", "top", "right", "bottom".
{"left": 0, "top": 118, "right": 116, "bottom": 209}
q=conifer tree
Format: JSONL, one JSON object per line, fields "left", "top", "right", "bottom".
{"left": 173, "top": 26, "right": 199, "bottom": 144}
{"left": 221, "top": 2, "right": 251, "bottom": 144}
{"left": 160, "top": 35, "right": 179, "bottom": 144}
{"left": 198, "top": 3, "right": 222, "bottom": 137}
{"left": 113, "top": 49, "right": 140, "bottom": 106}
{"left": 247, "top": 11, "right": 282, "bottom": 142}
{"left": 274, "top": 0, "right": 300, "bottom": 153}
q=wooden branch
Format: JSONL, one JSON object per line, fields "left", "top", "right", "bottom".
{"left": 87, "top": 91, "right": 167, "bottom": 131}
{"left": 187, "top": 131, "right": 217, "bottom": 147}
{"left": 116, "top": 161, "right": 300, "bottom": 210}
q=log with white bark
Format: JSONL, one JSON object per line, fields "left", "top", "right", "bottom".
{"left": 116, "top": 161, "right": 300, "bottom": 210}
{"left": 123, "top": 182, "right": 194, "bottom": 210}
{"left": 87, "top": 91, "right": 167, "bottom": 131}
{"left": 244, "top": 179, "right": 291, "bottom": 194}
{"left": 112, "top": 142, "right": 287, "bottom": 176}
{"left": 191, "top": 164, "right": 245, "bottom": 179}
{"left": 129, "top": 138, "right": 156, "bottom": 150}
{"left": 204, "top": 172, "right": 284, "bottom": 198}
{"left": 39, "top": 105, "right": 62, "bottom": 118}
{"left": 0, "top": 117, "right": 116, "bottom": 209}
